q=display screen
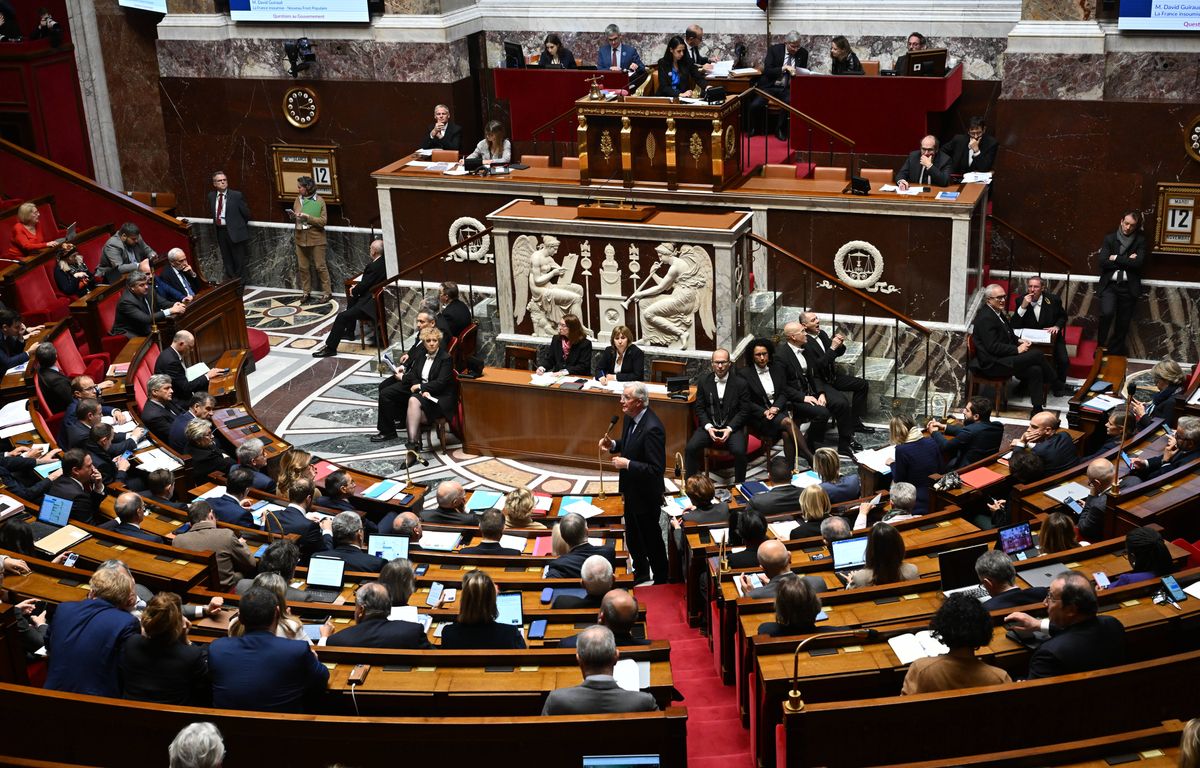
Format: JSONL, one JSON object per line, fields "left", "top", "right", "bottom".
{"left": 1119, "top": 0, "right": 1200, "bottom": 30}
{"left": 230, "top": 0, "right": 369, "bottom": 22}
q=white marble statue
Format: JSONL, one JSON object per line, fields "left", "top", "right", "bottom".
{"left": 629, "top": 242, "right": 715, "bottom": 349}
{"left": 511, "top": 234, "right": 589, "bottom": 336}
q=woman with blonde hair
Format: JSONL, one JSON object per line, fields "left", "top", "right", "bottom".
{"left": 229, "top": 572, "right": 310, "bottom": 642}
{"left": 813, "top": 446, "right": 860, "bottom": 503}
{"left": 595, "top": 325, "right": 645, "bottom": 383}
{"left": 1132, "top": 358, "right": 1188, "bottom": 430}
{"left": 790, "top": 485, "right": 831, "bottom": 539}
{"left": 890, "top": 413, "right": 943, "bottom": 515}
{"left": 1180, "top": 717, "right": 1200, "bottom": 768}
{"left": 503, "top": 487, "right": 546, "bottom": 529}
{"left": 5, "top": 201, "right": 72, "bottom": 260}
{"left": 276, "top": 449, "right": 316, "bottom": 499}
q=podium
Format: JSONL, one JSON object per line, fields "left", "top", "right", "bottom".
{"left": 575, "top": 94, "right": 747, "bottom": 191}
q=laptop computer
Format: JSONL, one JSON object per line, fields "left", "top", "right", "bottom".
{"left": 305, "top": 556, "right": 346, "bottom": 603}
{"left": 997, "top": 521, "right": 1038, "bottom": 560}
{"left": 367, "top": 533, "right": 410, "bottom": 562}
{"left": 939, "top": 543, "right": 990, "bottom": 600}
{"left": 1016, "top": 562, "right": 1066, "bottom": 589}
{"left": 38, "top": 494, "right": 73, "bottom": 528}
{"left": 496, "top": 591, "right": 523, "bottom": 627}
{"left": 831, "top": 535, "right": 869, "bottom": 584}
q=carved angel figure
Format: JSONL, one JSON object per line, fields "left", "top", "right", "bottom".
{"left": 512, "top": 234, "right": 588, "bottom": 336}
{"left": 630, "top": 242, "right": 715, "bottom": 349}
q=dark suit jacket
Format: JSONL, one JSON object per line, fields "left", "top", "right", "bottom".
{"left": 168, "top": 410, "right": 195, "bottom": 453}
{"left": 558, "top": 630, "right": 649, "bottom": 649}
{"left": 111, "top": 287, "right": 174, "bottom": 337}
{"left": 727, "top": 546, "right": 761, "bottom": 570}
{"left": 695, "top": 372, "right": 749, "bottom": 431}
{"left": 439, "top": 299, "right": 471, "bottom": 339}
{"left": 420, "top": 505, "right": 477, "bottom": 526}
{"left": 207, "top": 494, "right": 256, "bottom": 528}
{"left": 546, "top": 542, "right": 619, "bottom": 579}
{"left": 1097, "top": 230, "right": 1148, "bottom": 295}
{"left": 551, "top": 592, "right": 604, "bottom": 610}
{"left": 933, "top": 419, "right": 1004, "bottom": 470}
{"left": 895, "top": 149, "right": 953, "bottom": 187}
{"left": 801, "top": 331, "right": 846, "bottom": 386}
{"left": 324, "top": 543, "right": 386, "bottom": 573}
{"left": 156, "top": 265, "right": 202, "bottom": 303}
{"left": 981, "top": 586, "right": 1049, "bottom": 612}
{"left": 0, "top": 334, "right": 28, "bottom": 374}
{"left": 1136, "top": 447, "right": 1200, "bottom": 482}
{"left": 44, "top": 598, "right": 141, "bottom": 697}
{"left": 594, "top": 344, "right": 645, "bottom": 381}
{"left": 748, "top": 484, "right": 802, "bottom": 515}
{"left": 119, "top": 635, "right": 209, "bottom": 706}
{"left": 235, "top": 462, "right": 276, "bottom": 493}
{"left": 656, "top": 58, "right": 702, "bottom": 97}
{"left": 420, "top": 122, "right": 462, "bottom": 152}
{"left": 541, "top": 675, "right": 658, "bottom": 715}
{"left": 207, "top": 188, "right": 251, "bottom": 243}
{"left": 774, "top": 344, "right": 824, "bottom": 407}
{"left": 155, "top": 345, "right": 208, "bottom": 402}
{"left": 539, "top": 336, "right": 593, "bottom": 376}
{"left": 536, "top": 48, "right": 577, "bottom": 69}
{"left": 99, "top": 519, "right": 164, "bottom": 544}
{"left": 943, "top": 132, "right": 999, "bottom": 174}
{"left": 1011, "top": 292, "right": 1067, "bottom": 334}
{"left": 209, "top": 631, "right": 329, "bottom": 712}
{"left": 1030, "top": 431, "right": 1077, "bottom": 476}
{"left": 38, "top": 367, "right": 73, "bottom": 414}
{"left": 460, "top": 541, "right": 522, "bottom": 556}
{"left": 611, "top": 407, "right": 665, "bottom": 507}
{"left": 971, "top": 307, "right": 1022, "bottom": 376}
{"left": 1077, "top": 492, "right": 1108, "bottom": 542}
{"left": 326, "top": 616, "right": 431, "bottom": 649}
{"left": 759, "top": 42, "right": 809, "bottom": 89}
{"left": 348, "top": 256, "right": 388, "bottom": 321}
{"left": 892, "top": 437, "right": 944, "bottom": 514}
{"left": 190, "top": 442, "right": 235, "bottom": 482}
{"left": 1028, "top": 615, "right": 1125, "bottom": 679}
{"left": 272, "top": 504, "right": 332, "bottom": 556}
{"left": 684, "top": 43, "right": 709, "bottom": 69}
{"left": 1139, "top": 384, "right": 1180, "bottom": 430}
{"left": 440, "top": 621, "right": 526, "bottom": 650}
{"left": 140, "top": 398, "right": 182, "bottom": 442}
{"left": 740, "top": 363, "right": 792, "bottom": 412}
{"left": 47, "top": 476, "right": 103, "bottom": 525}
{"left": 820, "top": 475, "right": 861, "bottom": 504}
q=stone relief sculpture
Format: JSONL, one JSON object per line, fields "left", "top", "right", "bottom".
{"left": 511, "top": 234, "right": 590, "bottom": 336}
{"left": 627, "top": 242, "right": 715, "bottom": 350}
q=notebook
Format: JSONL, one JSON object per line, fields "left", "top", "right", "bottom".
{"left": 34, "top": 524, "right": 89, "bottom": 556}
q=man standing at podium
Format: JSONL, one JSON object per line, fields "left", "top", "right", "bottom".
{"left": 597, "top": 24, "right": 642, "bottom": 74}
{"left": 897, "top": 135, "right": 952, "bottom": 190}
{"left": 600, "top": 383, "right": 667, "bottom": 585}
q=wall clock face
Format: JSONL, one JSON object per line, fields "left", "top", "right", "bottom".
{"left": 1187, "top": 114, "right": 1200, "bottom": 163}
{"left": 284, "top": 87, "right": 319, "bottom": 129}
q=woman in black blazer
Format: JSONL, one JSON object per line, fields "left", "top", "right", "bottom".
{"left": 594, "top": 324, "right": 645, "bottom": 382}
{"left": 656, "top": 35, "right": 702, "bottom": 98}
{"left": 536, "top": 33, "right": 577, "bottom": 69}
{"left": 396, "top": 326, "right": 457, "bottom": 457}
{"left": 440, "top": 571, "right": 526, "bottom": 650}
{"left": 537, "top": 313, "right": 592, "bottom": 376}
{"left": 758, "top": 576, "right": 843, "bottom": 637}
{"left": 119, "top": 592, "right": 209, "bottom": 705}
{"left": 184, "top": 419, "right": 235, "bottom": 481}
{"left": 1132, "top": 359, "right": 1186, "bottom": 430}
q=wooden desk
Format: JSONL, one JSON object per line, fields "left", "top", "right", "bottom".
{"left": 459, "top": 367, "right": 694, "bottom": 469}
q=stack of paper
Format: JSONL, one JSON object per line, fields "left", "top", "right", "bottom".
{"left": 185, "top": 361, "right": 211, "bottom": 379}
{"left": 135, "top": 448, "right": 183, "bottom": 472}
{"left": 791, "top": 470, "right": 822, "bottom": 488}
{"left": 363, "top": 479, "right": 409, "bottom": 501}
{"left": 563, "top": 500, "right": 604, "bottom": 518}
{"left": 0, "top": 398, "right": 31, "bottom": 438}
{"left": 418, "top": 531, "right": 462, "bottom": 551}
{"left": 498, "top": 534, "right": 528, "bottom": 552}
{"left": 465, "top": 490, "right": 503, "bottom": 512}
{"left": 768, "top": 521, "right": 798, "bottom": 540}
{"left": 854, "top": 445, "right": 895, "bottom": 474}
{"left": 613, "top": 658, "right": 651, "bottom": 691}
{"left": 1044, "top": 482, "right": 1090, "bottom": 505}
{"left": 962, "top": 172, "right": 994, "bottom": 184}
{"left": 708, "top": 527, "right": 730, "bottom": 544}
{"left": 1018, "top": 329, "right": 1052, "bottom": 344}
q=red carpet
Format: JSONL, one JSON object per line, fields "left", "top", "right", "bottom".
{"left": 640, "top": 584, "right": 753, "bottom": 768}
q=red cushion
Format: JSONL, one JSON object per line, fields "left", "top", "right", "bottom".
{"left": 14, "top": 268, "right": 71, "bottom": 324}
{"left": 247, "top": 328, "right": 270, "bottom": 362}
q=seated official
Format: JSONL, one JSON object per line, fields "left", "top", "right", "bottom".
{"left": 975, "top": 549, "right": 1048, "bottom": 610}
{"left": 184, "top": 419, "right": 235, "bottom": 481}
{"left": 323, "top": 511, "right": 386, "bottom": 572}
{"left": 889, "top": 415, "right": 943, "bottom": 515}
{"left": 321, "top": 581, "right": 430, "bottom": 650}
{"left": 100, "top": 222, "right": 157, "bottom": 283}
{"left": 461, "top": 509, "right": 522, "bottom": 556}
{"left": 760, "top": 577, "right": 846, "bottom": 638}
{"left": 810, "top": 447, "right": 859, "bottom": 503}
{"left": 819, "top": 515, "right": 852, "bottom": 550}
{"left": 552, "top": 555, "right": 614, "bottom": 609}
{"left": 421, "top": 480, "right": 479, "bottom": 526}
{"left": 901, "top": 594, "right": 1011, "bottom": 694}
{"left": 234, "top": 437, "right": 276, "bottom": 492}
{"left": 312, "top": 239, "right": 388, "bottom": 358}
{"left": 799, "top": 313, "right": 873, "bottom": 435}
{"left": 896, "top": 135, "right": 952, "bottom": 189}
{"left": 174, "top": 500, "right": 257, "bottom": 590}
{"left": 599, "top": 24, "right": 644, "bottom": 73}
{"left": 275, "top": 449, "right": 317, "bottom": 502}
{"left": 207, "top": 465, "right": 259, "bottom": 528}
{"left": 315, "top": 469, "right": 358, "bottom": 512}
{"left": 45, "top": 560, "right": 141, "bottom": 696}
{"left": 738, "top": 540, "right": 823, "bottom": 599}
{"left": 1039, "top": 512, "right": 1078, "bottom": 556}
{"left": 371, "top": 327, "right": 457, "bottom": 459}
{"left": 0, "top": 309, "right": 35, "bottom": 375}
{"left": 234, "top": 540, "right": 314, "bottom": 603}
{"left": 669, "top": 473, "right": 732, "bottom": 550}
{"left": 789, "top": 485, "right": 832, "bottom": 539}
{"left": 892, "top": 31, "right": 926, "bottom": 75}
{"left": 5, "top": 202, "right": 72, "bottom": 260}
{"left": 1131, "top": 415, "right": 1200, "bottom": 481}
{"left": 379, "top": 558, "right": 417, "bottom": 607}
{"left": 741, "top": 339, "right": 803, "bottom": 467}
{"left": 385, "top": 511, "right": 424, "bottom": 543}
{"left": 270, "top": 477, "right": 334, "bottom": 558}
{"left": 140, "top": 374, "right": 183, "bottom": 442}
{"left": 437, "top": 281, "right": 472, "bottom": 339}
{"left": 1076, "top": 458, "right": 1116, "bottom": 542}
{"left": 119, "top": 592, "right": 209, "bottom": 706}
{"left": 467, "top": 119, "right": 511, "bottom": 166}
{"left": 169, "top": 392, "right": 217, "bottom": 454}
{"left": 0, "top": 446, "right": 57, "bottom": 502}
{"left": 1106, "top": 527, "right": 1174, "bottom": 588}
{"left": 1130, "top": 359, "right": 1186, "bottom": 430}
{"left": 169, "top": 723, "right": 224, "bottom": 767}
{"left": 157, "top": 331, "right": 220, "bottom": 403}
{"left": 65, "top": 374, "right": 123, "bottom": 429}
{"left": 535, "top": 33, "right": 576, "bottom": 68}
{"left": 943, "top": 116, "right": 998, "bottom": 175}
{"left": 656, "top": 35, "right": 703, "bottom": 97}
{"left": 927, "top": 396, "right": 1004, "bottom": 470}
{"left": 536, "top": 313, "right": 593, "bottom": 377}
{"left": 54, "top": 249, "right": 95, "bottom": 298}
{"left": 99, "top": 492, "right": 164, "bottom": 543}
{"left": 1010, "top": 276, "right": 1072, "bottom": 396}
{"left": 559, "top": 588, "right": 650, "bottom": 648}
{"left": 829, "top": 35, "right": 863, "bottom": 74}
{"left": 440, "top": 570, "right": 527, "bottom": 650}
{"left": 846, "top": 522, "right": 919, "bottom": 589}
{"left": 775, "top": 323, "right": 840, "bottom": 460}
{"left": 156, "top": 248, "right": 202, "bottom": 303}
{"left": 971, "top": 285, "right": 1057, "bottom": 415}
{"left": 1018, "top": 411, "right": 1077, "bottom": 477}
{"left": 34, "top": 341, "right": 73, "bottom": 415}
{"left": 748, "top": 456, "right": 801, "bottom": 515}
{"left": 749, "top": 31, "right": 808, "bottom": 139}
{"left": 111, "top": 272, "right": 186, "bottom": 338}
{"left": 685, "top": 348, "right": 750, "bottom": 482}
{"left": 547, "top": 512, "right": 619, "bottom": 578}
{"left": 144, "top": 468, "right": 185, "bottom": 510}
{"left": 420, "top": 104, "right": 462, "bottom": 151}
{"left": 48, "top": 448, "right": 106, "bottom": 525}
{"left": 595, "top": 324, "right": 644, "bottom": 382}
{"left": 209, "top": 586, "right": 330, "bottom": 712}
{"left": 229, "top": 573, "right": 310, "bottom": 642}
{"left": 1004, "top": 571, "right": 1126, "bottom": 679}
{"left": 502, "top": 487, "right": 546, "bottom": 530}
{"left": 727, "top": 508, "right": 769, "bottom": 570}
{"left": 541, "top": 625, "right": 657, "bottom": 715}
{"left": 82, "top": 424, "right": 129, "bottom": 485}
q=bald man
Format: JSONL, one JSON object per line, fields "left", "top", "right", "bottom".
{"left": 1077, "top": 459, "right": 1115, "bottom": 542}
{"left": 800, "top": 312, "right": 872, "bottom": 433}
{"left": 685, "top": 348, "right": 751, "bottom": 482}
{"left": 314, "top": 240, "right": 389, "bottom": 357}
{"left": 559, "top": 589, "right": 650, "bottom": 648}
{"left": 1019, "top": 411, "right": 1076, "bottom": 477}
{"left": 738, "top": 540, "right": 824, "bottom": 598}
{"left": 155, "top": 331, "right": 222, "bottom": 403}
{"left": 420, "top": 481, "right": 478, "bottom": 526}
{"left": 897, "top": 135, "right": 952, "bottom": 189}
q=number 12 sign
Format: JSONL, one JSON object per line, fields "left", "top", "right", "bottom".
{"left": 1155, "top": 183, "right": 1200, "bottom": 256}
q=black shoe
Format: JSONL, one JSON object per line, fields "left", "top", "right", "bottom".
{"left": 369, "top": 432, "right": 398, "bottom": 443}
{"left": 776, "top": 126, "right": 789, "bottom": 142}
{"left": 402, "top": 453, "right": 420, "bottom": 468}
{"left": 853, "top": 423, "right": 877, "bottom": 434}
{"left": 848, "top": 439, "right": 864, "bottom": 452}
{"left": 312, "top": 347, "right": 336, "bottom": 358}
{"left": 1051, "top": 385, "right": 1075, "bottom": 397}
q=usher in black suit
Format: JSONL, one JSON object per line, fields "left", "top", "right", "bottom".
{"left": 612, "top": 404, "right": 667, "bottom": 584}
{"left": 685, "top": 371, "right": 750, "bottom": 482}
{"left": 1010, "top": 290, "right": 1070, "bottom": 391}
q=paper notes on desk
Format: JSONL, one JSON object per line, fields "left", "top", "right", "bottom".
{"left": 1044, "top": 482, "right": 1091, "bottom": 506}
{"left": 465, "top": 490, "right": 504, "bottom": 512}
{"left": 417, "top": 530, "right": 462, "bottom": 551}
{"left": 532, "top": 493, "right": 553, "bottom": 513}
{"left": 415, "top": 149, "right": 433, "bottom": 158}
{"left": 733, "top": 572, "right": 766, "bottom": 597}
{"left": 529, "top": 373, "right": 560, "bottom": 387}
{"left": 442, "top": 166, "right": 469, "bottom": 176}
{"left": 389, "top": 605, "right": 433, "bottom": 632}
{"left": 879, "top": 184, "right": 922, "bottom": 196}
{"left": 935, "top": 191, "right": 960, "bottom": 201}
{"left": 136, "top": 448, "right": 183, "bottom": 472}
{"left": 791, "top": 470, "right": 822, "bottom": 488}
{"left": 0, "top": 398, "right": 29, "bottom": 428}
{"left": 663, "top": 496, "right": 691, "bottom": 517}
{"left": 613, "top": 658, "right": 651, "bottom": 691}
{"left": 854, "top": 445, "right": 895, "bottom": 475}
{"left": 1082, "top": 394, "right": 1124, "bottom": 413}
{"left": 561, "top": 497, "right": 604, "bottom": 518}
{"left": 6, "top": 363, "right": 27, "bottom": 374}
{"left": 888, "top": 630, "right": 949, "bottom": 665}
{"left": 1018, "top": 329, "right": 1053, "bottom": 344}
{"left": 499, "top": 534, "right": 529, "bottom": 552}
{"left": 732, "top": 67, "right": 760, "bottom": 76}
{"left": 34, "top": 461, "right": 61, "bottom": 479}
{"left": 769, "top": 521, "right": 798, "bottom": 540}
{"left": 708, "top": 527, "right": 730, "bottom": 545}
{"left": 185, "top": 362, "right": 211, "bottom": 380}
{"left": 962, "top": 172, "right": 993, "bottom": 184}
{"left": 363, "top": 479, "right": 408, "bottom": 501}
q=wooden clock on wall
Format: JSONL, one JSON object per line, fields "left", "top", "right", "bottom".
{"left": 283, "top": 86, "right": 320, "bottom": 129}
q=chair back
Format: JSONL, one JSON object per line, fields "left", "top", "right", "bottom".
{"left": 504, "top": 345, "right": 538, "bottom": 371}
{"left": 522, "top": 155, "right": 550, "bottom": 167}
{"left": 859, "top": 168, "right": 893, "bottom": 184}
{"left": 76, "top": 229, "right": 109, "bottom": 273}
{"left": 96, "top": 287, "right": 122, "bottom": 333}
{"left": 813, "top": 166, "right": 848, "bottom": 181}
{"left": 861, "top": 60, "right": 881, "bottom": 76}
{"left": 650, "top": 359, "right": 687, "bottom": 383}
{"left": 455, "top": 323, "right": 478, "bottom": 369}
{"left": 32, "top": 370, "right": 64, "bottom": 439}
{"left": 762, "top": 164, "right": 795, "bottom": 179}
{"left": 36, "top": 202, "right": 63, "bottom": 241}
{"left": 562, "top": 156, "right": 580, "bottom": 170}
{"left": 51, "top": 330, "right": 87, "bottom": 378}
{"left": 14, "top": 267, "right": 69, "bottom": 323}
{"left": 431, "top": 150, "right": 459, "bottom": 163}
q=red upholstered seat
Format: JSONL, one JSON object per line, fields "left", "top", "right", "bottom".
{"left": 247, "top": 328, "right": 270, "bottom": 362}
{"left": 75, "top": 231, "right": 108, "bottom": 274}
{"left": 36, "top": 202, "right": 65, "bottom": 241}
{"left": 32, "top": 371, "right": 64, "bottom": 441}
{"left": 13, "top": 267, "right": 72, "bottom": 325}
{"left": 52, "top": 329, "right": 108, "bottom": 382}
{"left": 94, "top": 288, "right": 128, "bottom": 359}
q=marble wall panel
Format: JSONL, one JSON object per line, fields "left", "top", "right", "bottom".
{"left": 166, "top": 0, "right": 216, "bottom": 12}
{"left": 384, "top": 0, "right": 441, "bottom": 13}
{"left": 1022, "top": 0, "right": 1097, "bottom": 21}
{"left": 191, "top": 222, "right": 378, "bottom": 292}
{"left": 1104, "top": 52, "right": 1200, "bottom": 102}
{"left": 1000, "top": 52, "right": 1105, "bottom": 99}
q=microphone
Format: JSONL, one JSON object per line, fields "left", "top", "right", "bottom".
{"left": 598, "top": 415, "right": 619, "bottom": 501}
{"left": 403, "top": 449, "right": 429, "bottom": 490}
{"left": 604, "top": 414, "right": 619, "bottom": 436}
{"left": 585, "top": 160, "right": 625, "bottom": 207}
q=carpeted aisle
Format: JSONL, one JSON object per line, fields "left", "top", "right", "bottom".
{"left": 639, "top": 584, "right": 753, "bottom": 768}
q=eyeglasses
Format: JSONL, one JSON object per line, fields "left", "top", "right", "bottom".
{"left": 920, "top": 147, "right": 937, "bottom": 154}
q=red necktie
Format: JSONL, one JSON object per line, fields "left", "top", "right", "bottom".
{"left": 216, "top": 192, "right": 225, "bottom": 224}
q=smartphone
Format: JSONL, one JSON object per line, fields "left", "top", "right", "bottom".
{"left": 1163, "top": 423, "right": 1175, "bottom": 437}
{"left": 540, "top": 587, "right": 554, "bottom": 604}
{"left": 1162, "top": 575, "right": 1187, "bottom": 602}
{"left": 1120, "top": 451, "right": 1133, "bottom": 467}
{"left": 528, "top": 619, "right": 548, "bottom": 640}
{"left": 14, "top": 439, "right": 31, "bottom": 445}
{"left": 1093, "top": 571, "right": 1111, "bottom": 589}
{"left": 425, "top": 581, "right": 444, "bottom": 607}
{"left": 415, "top": 563, "right": 429, "bottom": 577}
{"left": 348, "top": 664, "right": 370, "bottom": 684}
{"left": 120, "top": 450, "right": 133, "bottom": 460}
{"left": 31, "top": 600, "right": 47, "bottom": 616}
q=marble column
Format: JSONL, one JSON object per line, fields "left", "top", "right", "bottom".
{"left": 66, "top": 0, "right": 122, "bottom": 189}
